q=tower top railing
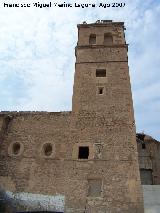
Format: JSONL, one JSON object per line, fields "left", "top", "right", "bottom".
{"left": 77, "top": 20, "right": 125, "bottom": 28}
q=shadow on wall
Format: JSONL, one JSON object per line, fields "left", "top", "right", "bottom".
{"left": 0, "top": 188, "right": 16, "bottom": 213}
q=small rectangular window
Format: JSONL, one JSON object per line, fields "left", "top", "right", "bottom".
{"left": 98, "top": 87, "right": 104, "bottom": 95}
{"left": 88, "top": 179, "right": 102, "bottom": 197}
{"left": 78, "top": 146, "right": 89, "bottom": 159}
{"left": 96, "top": 69, "right": 106, "bottom": 77}
{"left": 142, "top": 143, "right": 146, "bottom": 149}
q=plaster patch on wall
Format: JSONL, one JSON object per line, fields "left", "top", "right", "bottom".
{"left": 0, "top": 176, "right": 16, "bottom": 192}
{"left": 6, "top": 191, "right": 65, "bottom": 212}
{"left": 126, "top": 179, "right": 137, "bottom": 202}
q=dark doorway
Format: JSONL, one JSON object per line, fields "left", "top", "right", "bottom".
{"left": 140, "top": 169, "right": 153, "bottom": 185}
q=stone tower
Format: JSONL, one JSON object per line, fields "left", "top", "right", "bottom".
{"left": 72, "top": 20, "right": 144, "bottom": 212}
{"left": 0, "top": 20, "right": 144, "bottom": 213}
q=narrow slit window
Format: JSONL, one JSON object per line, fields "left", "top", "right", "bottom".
{"left": 98, "top": 87, "right": 104, "bottom": 95}
{"left": 12, "top": 143, "right": 21, "bottom": 155}
{"left": 78, "top": 146, "right": 89, "bottom": 159}
{"left": 96, "top": 69, "right": 106, "bottom": 77}
{"left": 43, "top": 143, "right": 53, "bottom": 156}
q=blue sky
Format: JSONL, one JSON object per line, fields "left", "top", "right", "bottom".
{"left": 0, "top": 0, "right": 160, "bottom": 140}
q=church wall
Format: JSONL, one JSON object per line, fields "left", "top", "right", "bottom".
{"left": 0, "top": 111, "right": 144, "bottom": 212}
{"left": 0, "top": 112, "right": 71, "bottom": 193}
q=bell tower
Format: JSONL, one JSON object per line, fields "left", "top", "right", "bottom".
{"left": 72, "top": 20, "right": 144, "bottom": 212}
{"left": 73, "top": 20, "right": 132, "bottom": 116}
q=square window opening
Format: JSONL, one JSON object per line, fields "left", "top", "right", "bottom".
{"left": 96, "top": 69, "right": 106, "bottom": 77}
{"left": 78, "top": 146, "right": 89, "bottom": 159}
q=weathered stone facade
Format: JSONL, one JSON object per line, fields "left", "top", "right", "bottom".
{"left": 0, "top": 21, "right": 144, "bottom": 212}
{"left": 137, "top": 133, "right": 160, "bottom": 185}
